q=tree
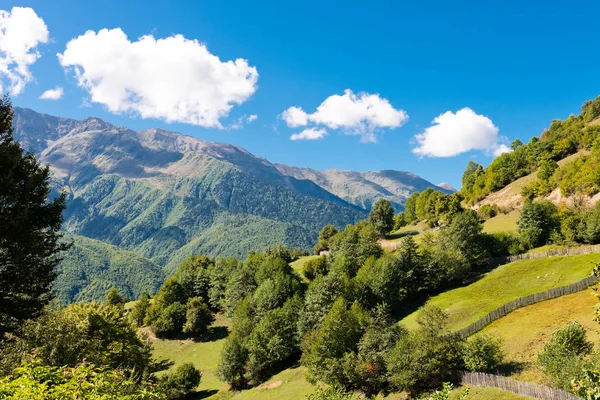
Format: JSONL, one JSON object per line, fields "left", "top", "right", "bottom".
{"left": 0, "top": 95, "right": 68, "bottom": 339}
{"left": 387, "top": 306, "right": 464, "bottom": 395}
{"left": 518, "top": 200, "right": 560, "bottom": 248}
{"left": 150, "top": 302, "right": 187, "bottom": 337}
{"left": 106, "top": 288, "right": 125, "bottom": 306}
{"left": 129, "top": 294, "right": 151, "bottom": 327}
{"left": 538, "top": 159, "right": 558, "bottom": 181}
{"left": 158, "top": 362, "right": 201, "bottom": 399}
{"left": 463, "top": 334, "right": 504, "bottom": 373}
{"left": 510, "top": 139, "right": 524, "bottom": 150}
{"left": 0, "top": 302, "right": 152, "bottom": 374}
{"left": 439, "top": 210, "right": 487, "bottom": 267}
{"left": 369, "top": 199, "right": 395, "bottom": 237}
{"left": 175, "top": 255, "right": 213, "bottom": 302}
{"left": 0, "top": 356, "right": 164, "bottom": 399}
{"left": 314, "top": 225, "right": 339, "bottom": 254}
{"left": 538, "top": 322, "right": 592, "bottom": 390}
{"left": 183, "top": 297, "right": 213, "bottom": 335}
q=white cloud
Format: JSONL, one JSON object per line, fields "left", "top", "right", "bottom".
{"left": 493, "top": 144, "right": 512, "bottom": 157}
{"left": 0, "top": 7, "right": 49, "bottom": 95}
{"left": 281, "top": 89, "right": 408, "bottom": 142}
{"left": 39, "top": 86, "right": 63, "bottom": 100}
{"left": 58, "top": 28, "right": 258, "bottom": 127}
{"left": 246, "top": 114, "right": 258, "bottom": 123}
{"left": 290, "top": 127, "right": 328, "bottom": 141}
{"left": 412, "top": 108, "right": 507, "bottom": 158}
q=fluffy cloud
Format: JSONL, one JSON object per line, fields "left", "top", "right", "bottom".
{"left": 246, "top": 114, "right": 258, "bottom": 123}
{"left": 39, "top": 86, "right": 64, "bottom": 100}
{"left": 58, "top": 28, "right": 258, "bottom": 127}
{"left": 0, "top": 7, "right": 49, "bottom": 95}
{"left": 290, "top": 127, "right": 328, "bottom": 141}
{"left": 281, "top": 89, "right": 408, "bottom": 142}
{"left": 412, "top": 108, "right": 507, "bottom": 157}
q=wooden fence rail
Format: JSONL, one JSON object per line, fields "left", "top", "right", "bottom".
{"left": 455, "top": 275, "right": 598, "bottom": 338}
{"left": 457, "top": 371, "right": 581, "bottom": 400}
{"left": 493, "top": 244, "right": 600, "bottom": 265}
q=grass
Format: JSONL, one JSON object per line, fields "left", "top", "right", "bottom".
{"left": 452, "top": 386, "right": 534, "bottom": 399}
{"left": 400, "top": 252, "right": 600, "bottom": 331}
{"left": 482, "top": 211, "right": 519, "bottom": 234}
{"left": 479, "top": 288, "right": 600, "bottom": 384}
{"left": 290, "top": 255, "right": 318, "bottom": 282}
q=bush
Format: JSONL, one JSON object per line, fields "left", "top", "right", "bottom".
{"left": 183, "top": 297, "right": 213, "bottom": 335}
{"left": 106, "top": 288, "right": 125, "bottom": 306}
{"left": 478, "top": 204, "right": 498, "bottom": 220}
{"left": 129, "top": 294, "right": 151, "bottom": 327}
{"left": 518, "top": 200, "right": 560, "bottom": 248}
{"left": 303, "top": 256, "right": 328, "bottom": 280}
{"left": 151, "top": 302, "right": 187, "bottom": 337}
{"left": 0, "top": 356, "right": 164, "bottom": 399}
{"left": 463, "top": 334, "right": 504, "bottom": 372}
{"left": 0, "top": 302, "right": 152, "bottom": 375}
{"left": 158, "top": 362, "right": 201, "bottom": 399}
{"left": 538, "top": 323, "right": 593, "bottom": 390}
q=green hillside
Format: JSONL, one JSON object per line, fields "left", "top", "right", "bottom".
{"left": 54, "top": 234, "right": 164, "bottom": 304}
{"left": 401, "top": 252, "right": 600, "bottom": 331}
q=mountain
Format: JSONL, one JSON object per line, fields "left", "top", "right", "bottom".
{"left": 55, "top": 234, "right": 164, "bottom": 304}
{"left": 437, "top": 182, "right": 457, "bottom": 192}
{"left": 274, "top": 164, "right": 453, "bottom": 211}
{"left": 13, "top": 107, "right": 445, "bottom": 276}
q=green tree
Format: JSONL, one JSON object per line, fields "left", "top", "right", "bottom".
{"left": 538, "top": 322, "right": 592, "bottom": 390}
{"left": 303, "top": 298, "right": 366, "bottom": 386}
{"left": 369, "top": 199, "right": 395, "bottom": 237}
{"left": 158, "top": 362, "right": 201, "bottom": 399}
{"left": 297, "top": 273, "right": 348, "bottom": 337}
{"left": 246, "top": 296, "right": 302, "bottom": 382}
{"left": 510, "top": 139, "right": 524, "bottom": 150}
{"left": 183, "top": 297, "right": 213, "bottom": 335}
{"left": 303, "top": 255, "right": 328, "bottom": 280}
{"left": 150, "top": 302, "right": 187, "bottom": 337}
{"left": 0, "top": 95, "right": 68, "bottom": 339}
{"left": 0, "top": 302, "right": 152, "bottom": 374}
{"left": 518, "top": 200, "right": 560, "bottom": 248}
{"left": 0, "top": 356, "right": 164, "bottom": 399}
{"left": 175, "top": 255, "right": 213, "bottom": 302}
{"left": 538, "top": 159, "right": 558, "bottom": 181}
{"left": 439, "top": 210, "right": 487, "bottom": 267}
{"left": 463, "top": 334, "right": 504, "bottom": 373}
{"left": 106, "top": 288, "right": 125, "bottom": 306}
{"left": 314, "top": 224, "right": 339, "bottom": 254}
{"left": 129, "top": 294, "right": 151, "bottom": 327}
{"left": 387, "top": 306, "right": 464, "bottom": 395}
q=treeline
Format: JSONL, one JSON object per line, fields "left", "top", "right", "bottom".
{"left": 461, "top": 95, "right": 600, "bottom": 203}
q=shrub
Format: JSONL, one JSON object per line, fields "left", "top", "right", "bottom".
{"left": 151, "top": 302, "right": 187, "bottom": 337}
{"left": 183, "top": 297, "right": 213, "bottom": 335}
{"left": 0, "top": 356, "right": 164, "bottom": 399}
{"left": 303, "top": 256, "right": 328, "bottom": 280}
{"left": 538, "top": 323, "right": 593, "bottom": 390}
{"left": 106, "top": 288, "right": 125, "bottom": 306}
{"left": 158, "top": 363, "right": 201, "bottom": 399}
{"left": 129, "top": 294, "right": 151, "bottom": 327}
{"left": 463, "top": 334, "right": 504, "bottom": 372}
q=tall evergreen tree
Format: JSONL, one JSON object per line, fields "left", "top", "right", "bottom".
{"left": 0, "top": 96, "right": 68, "bottom": 339}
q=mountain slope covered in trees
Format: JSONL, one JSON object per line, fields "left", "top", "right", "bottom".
{"left": 13, "top": 108, "right": 443, "bottom": 274}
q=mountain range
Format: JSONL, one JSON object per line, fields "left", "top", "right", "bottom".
{"left": 13, "top": 107, "right": 450, "bottom": 301}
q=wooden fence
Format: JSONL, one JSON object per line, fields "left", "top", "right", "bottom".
{"left": 493, "top": 244, "right": 600, "bottom": 265}
{"left": 457, "top": 371, "right": 581, "bottom": 400}
{"left": 455, "top": 275, "right": 598, "bottom": 338}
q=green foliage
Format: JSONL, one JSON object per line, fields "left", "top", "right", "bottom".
{"left": 328, "top": 222, "right": 382, "bottom": 277}
{"left": 175, "top": 255, "right": 213, "bottom": 303}
{"left": 404, "top": 190, "right": 464, "bottom": 226}
{"left": 106, "top": 287, "right": 125, "bottom": 306}
{"left": 387, "top": 306, "right": 464, "bottom": 395}
{"left": 369, "top": 199, "right": 395, "bottom": 237}
{"left": 245, "top": 296, "right": 302, "bottom": 382}
{"left": 538, "top": 322, "right": 593, "bottom": 390}
{"left": 478, "top": 204, "right": 499, "bottom": 220}
{"left": 0, "top": 302, "right": 152, "bottom": 375}
{"left": 297, "top": 273, "right": 348, "bottom": 338}
{"left": 393, "top": 211, "right": 406, "bottom": 230}
{"left": 303, "top": 255, "right": 328, "bottom": 280}
{"left": 419, "top": 383, "right": 469, "bottom": 400}
{"left": 0, "top": 95, "right": 68, "bottom": 338}
{"left": 157, "top": 362, "right": 201, "bottom": 399}
{"left": 538, "top": 159, "right": 558, "bottom": 181}
{"left": 0, "top": 356, "right": 164, "bottom": 399}
{"left": 303, "top": 298, "right": 366, "bottom": 387}
{"left": 463, "top": 334, "right": 504, "bottom": 373}
{"left": 54, "top": 234, "right": 164, "bottom": 305}
{"left": 183, "top": 297, "right": 213, "bottom": 335}
{"left": 518, "top": 200, "right": 560, "bottom": 248}
{"left": 130, "top": 294, "right": 151, "bottom": 327}
{"left": 572, "top": 369, "right": 600, "bottom": 400}
{"left": 306, "top": 384, "right": 359, "bottom": 400}
{"left": 150, "top": 302, "right": 187, "bottom": 337}
{"left": 438, "top": 210, "right": 488, "bottom": 267}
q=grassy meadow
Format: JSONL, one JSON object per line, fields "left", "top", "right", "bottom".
{"left": 401, "top": 252, "right": 600, "bottom": 331}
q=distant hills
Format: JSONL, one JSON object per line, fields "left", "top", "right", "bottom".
{"left": 13, "top": 107, "right": 446, "bottom": 300}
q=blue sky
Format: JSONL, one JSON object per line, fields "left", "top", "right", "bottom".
{"left": 3, "top": 0, "right": 600, "bottom": 189}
